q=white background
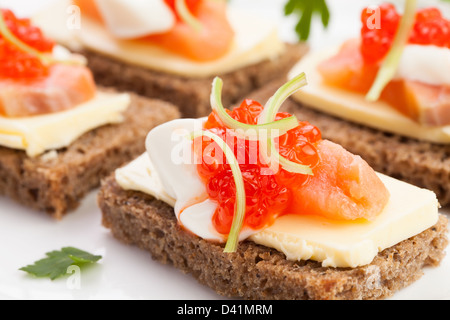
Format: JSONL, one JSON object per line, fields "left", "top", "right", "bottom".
{"left": 0, "top": 0, "right": 449, "bottom": 300}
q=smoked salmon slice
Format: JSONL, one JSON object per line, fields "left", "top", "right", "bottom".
{"left": 0, "top": 64, "right": 96, "bottom": 117}
{"left": 290, "top": 140, "right": 390, "bottom": 221}
{"left": 145, "top": 0, "right": 234, "bottom": 62}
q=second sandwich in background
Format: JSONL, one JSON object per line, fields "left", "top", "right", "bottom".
{"left": 250, "top": 1, "right": 450, "bottom": 206}
{"left": 34, "top": 0, "right": 308, "bottom": 118}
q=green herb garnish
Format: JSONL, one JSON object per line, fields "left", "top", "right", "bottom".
{"left": 284, "top": 0, "right": 330, "bottom": 41}
{"left": 211, "top": 76, "right": 312, "bottom": 175}
{"left": 210, "top": 77, "right": 300, "bottom": 141}
{"left": 258, "top": 72, "right": 312, "bottom": 175}
{"left": 20, "top": 247, "right": 102, "bottom": 280}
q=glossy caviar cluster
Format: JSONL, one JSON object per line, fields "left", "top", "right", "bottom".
{"left": 361, "top": 4, "right": 450, "bottom": 63}
{"left": 0, "top": 9, "right": 54, "bottom": 79}
{"left": 196, "top": 99, "right": 321, "bottom": 234}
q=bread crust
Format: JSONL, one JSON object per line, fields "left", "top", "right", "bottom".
{"left": 81, "top": 43, "right": 308, "bottom": 118}
{"left": 98, "top": 175, "right": 448, "bottom": 300}
{"left": 245, "top": 80, "right": 450, "bottom": 207}
{"left": 0, "top": 91, "right": 180, "bottom": 218}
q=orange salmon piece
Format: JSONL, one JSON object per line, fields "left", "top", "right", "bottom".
{"left": 0, "top": 64, "right": 96, "bottom": 117}
{"left": 145, "top": 0, "right": 234, "bottom": 61}
{"left": 382, "top": 80, "right": 450, "bottom": 126}
{"left": 317, "top": 39, "right": 379, "bottom": 93}
{"left": 290, "top": 140, "right": 390, "bottom": 221}
{"left": 73, "top": 0, "right": 104, "bottom": 23}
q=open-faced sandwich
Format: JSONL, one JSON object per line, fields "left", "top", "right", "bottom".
{"left": 0, "top": 8, "right": 180, "bottom": 218}
{"left": 269, "top": 1, "right": 450, "bottom": 206}
{"left": 33, "top": 0, "right": 308, "bottom": 118}
{"left": 98, "top": 75, "right": 448, "bottom": 300}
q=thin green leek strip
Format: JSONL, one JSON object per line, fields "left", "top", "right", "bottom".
{"left": 210, "top": 77, "right": 301, "bottom": 140}
{"left": 0, "top": 12, "right": 84, "bottom": 67}
{"left": 258, "top": 73, "right": 313, "bottom": 175}
{"left": 189, "top": 130, "right": 246, "bottom": 253}
{"left": 260, "top": 73, "right": 309, "bottom": 122}
{"left": 175, "top": 0, "right": 203, "bottom": 32}
{"left": 366, "top": 0, "right": 417, "bottom": 101}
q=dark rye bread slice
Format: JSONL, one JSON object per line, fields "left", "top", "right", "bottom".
{"left": 81, "top": 43, "right": 308, "bottom": 118}
{"left": 245, "top": 80, "right": 450, "bottom": 207}
{"left": 98, "top": 176, "right": 448, "bottom": 300}
{"left": 0, "top": 91, "right": 179, "bottom": 219}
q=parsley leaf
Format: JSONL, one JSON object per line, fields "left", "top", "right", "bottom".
{"left": 20, "top": 247, "right": 102, "bottom": 280}
{"left": 284, "top": 0, "right": 330, "bottom": 41}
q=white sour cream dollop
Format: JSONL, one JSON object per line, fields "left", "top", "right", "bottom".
{"left": 145, "top": 119, "right": 260, "bottom": 242}
{"left": 397, "top": 45, "right": 450, "bottom": 86}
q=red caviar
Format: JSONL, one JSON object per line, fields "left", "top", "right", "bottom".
{"left": 195, "top": 99, "right": 322, "bottom": 234}
{"left": 411, "top": 8, "right": 450, "bottom": 47}
{"left": 0, "top": 9, "right": 54, "bottom": 79}
{"left": 361, "top": 4, "right": 450, "bottom": 63}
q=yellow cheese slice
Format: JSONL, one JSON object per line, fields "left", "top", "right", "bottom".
{"left": 0, "top": 92, "right": 130, "bottom": 157}
{"left": 288, "top": 49, "right": 450, "bottom": 144}
{"left": 249, "top": 173, "right": 438, "bottom": 268}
